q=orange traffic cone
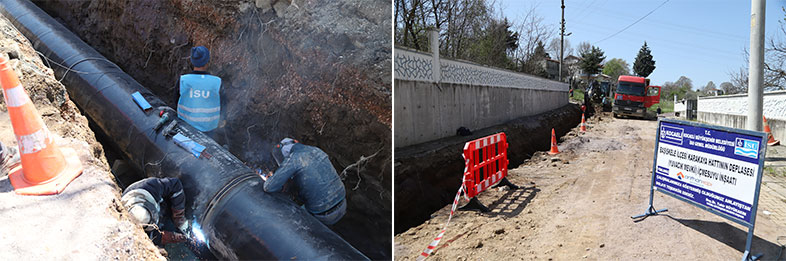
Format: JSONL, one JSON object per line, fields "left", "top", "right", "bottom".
{"left": 548, "top": 128, "right": 560, "bottom": 155}
{"left": 580, "top": 113, "right": 587, "bottom": 132}
{"left": 1, "top": 56, "right": 83, "bottom": 195}
{"left": 763, "top": 116, "right": 780, "bottom": 146}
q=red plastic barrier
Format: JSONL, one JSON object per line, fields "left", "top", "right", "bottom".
{"left": 462, "top": 132, "right": 508, "bottom": 199}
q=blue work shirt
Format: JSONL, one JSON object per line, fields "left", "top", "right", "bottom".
{"left": 263, "top": 144, "right": 346, "bottom": 214}
{"left": 177, "top": 71, "right": 221, "bottom": 132}
{"left": 123, "top": 177, "right": 186, "bottom": 246}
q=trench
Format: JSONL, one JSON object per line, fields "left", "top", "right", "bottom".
{"left": 394, "top": 104, "right": 582, "bottom": 234}
{"left": 23, "top": 0, "right": 391, "bottom": 259}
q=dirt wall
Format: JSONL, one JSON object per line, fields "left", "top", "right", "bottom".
{"left": 394, "top": 104, "right": 581, "bottom": 233}
{"left": 35, "top": 0, "right": 391, "bottom": 258}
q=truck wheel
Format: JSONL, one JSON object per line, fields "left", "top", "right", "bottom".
{"left": 613, "top": 113, "right": 618, "bottom": 118}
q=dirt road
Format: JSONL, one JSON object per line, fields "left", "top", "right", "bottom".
{"left": 395, "top": 113, "right": 786, "bottom": 260}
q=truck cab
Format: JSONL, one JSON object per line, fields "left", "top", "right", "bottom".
{"left": 612, "top": 75, "right": 661, "bottom": 118}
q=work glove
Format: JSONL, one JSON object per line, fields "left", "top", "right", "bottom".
{"left": 172, "top": 208, "right": 188, "bottom": 234}
{"left": 160, "top": 231, "right": 187, "bottom": 245}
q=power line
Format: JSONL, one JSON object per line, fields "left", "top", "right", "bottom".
{"left": 583, "top": 4, "right": 746, "bottom": 41}
{"left": 593, "top": 0, "right": 670, "bottom": 44}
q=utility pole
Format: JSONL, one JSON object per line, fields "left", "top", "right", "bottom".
{"left": 746, "top": 0, "right": 765, "bottom": 131}
{"left": 559, "top": 0, "right": 565, "bottom": 82}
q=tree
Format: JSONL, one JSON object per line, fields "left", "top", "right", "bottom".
{"left": 720, "top": 81, "right": 743, "bottom": 95}
{"left": 699, "top": 81, "right": 717, "bottom": 96}
{"left": 510, "top": 4, "right": 554, "bottom": 73}
{"left": 727, "top": 8, "right": 786, "bottom": 91}
{"left": 521, "top": 40, "right": 549, "bottom": 77}
{"left": 662, "top": 76, "right": 696, "bottom": 100}
{"left": 547, "top": 37, "right": 573, "bottom": 60}
{"left": 394, "top": 0, "right": 555, "bottom": 73}
{"left": 633, "top": 42, "right": 656, "bottom": 77}
{"left": 729, "top": 67, "right": 749, "bottom": 93}
{"left": 578, "top": 45, "right": 605, "bottom": 84}
{"left": 675, "top": 76, "right": 693, "bottom": 90}
{"left": 466, "top": 17, "right": 519, "bottom": 69}
{"left": 577, "top": 41, "right": 592, "bottom": 57}
{"left": 602, "top": 58, "right": 630, "bottom": 82}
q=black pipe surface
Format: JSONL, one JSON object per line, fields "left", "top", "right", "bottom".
{"left": 0, "top": 0, "right": 367, "bottom": 259}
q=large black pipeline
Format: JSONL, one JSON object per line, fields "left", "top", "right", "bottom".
{"left": 0, "top": 0, "right": 367, "bottom": 259}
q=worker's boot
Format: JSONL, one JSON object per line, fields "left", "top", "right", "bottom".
{"left": 0, "top": 142, "right": 20, "bottom": 176}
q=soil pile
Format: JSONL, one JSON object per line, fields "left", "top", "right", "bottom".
{"left": 0, "top": 13, "right": 162, "bottom": 260}
{"left": 35, "top": 0, "right": 391, "bottom": 258}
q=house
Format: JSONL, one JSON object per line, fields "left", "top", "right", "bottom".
{"left": 541, "top": 58, "right": 560, "bottom": 80}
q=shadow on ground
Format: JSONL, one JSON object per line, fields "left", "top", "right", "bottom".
{"left": 667, "top": 215, "right": 783, "bottom": 258}
{"left": 486, "top": 186, "right": 540, "bottom": 218}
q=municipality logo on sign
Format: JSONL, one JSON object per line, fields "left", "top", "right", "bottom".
{"left": 660, "top": 125, "right": 684, "bottom": 145}
{"left": 734, "top": 138, "right": 759, "bottom": 159}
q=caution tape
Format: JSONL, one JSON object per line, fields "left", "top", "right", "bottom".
{"left": 416, "top": 185, "right": 464, "bottom": 260}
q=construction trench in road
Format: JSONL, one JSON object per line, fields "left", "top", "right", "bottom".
{"left": 3, "top": 0, "right": 390, "bottom": 259}
{"left": 395, "top": 104, "right": 583, "bottom": 234}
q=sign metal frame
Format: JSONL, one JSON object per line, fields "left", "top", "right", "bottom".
{"left": 632, "top": 118, "right": 767, "bottom": 261}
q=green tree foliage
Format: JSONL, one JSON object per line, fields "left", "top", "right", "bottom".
{"left": 395, "top": 0, "right": 555, "bottom": 78}
{"left": 602, "top": 58, "right": 630, "bottom": 82}
{"left": 633, "top": 42, "right": 656, "bottom": 77}
{"left": 579, "top": 45, "right": 605, "bottom": 80}
{"left": 467, "top": 18, "right": 519, "bottom": 69}
{"left": 661, "top": 76, "right": 697, "bottom": 100}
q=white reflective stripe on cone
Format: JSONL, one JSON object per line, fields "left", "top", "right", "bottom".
{"left": 16, "top": 126, "right": 50, "bottom": 154}
{"left": 3, "top": 85, "right": 29, "bottom": 108}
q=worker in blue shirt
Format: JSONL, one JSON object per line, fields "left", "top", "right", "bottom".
{"left": 264, "top": 138, "right": 347, "bottom": 225}
{"left": 176, "top": 46, "right": 221, "bottom": 136}
{"left": 121, "top": 177, "right": 189, "bottom": 246}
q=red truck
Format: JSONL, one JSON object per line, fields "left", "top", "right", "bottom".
{"left": 612, "top": 75, "right": 661, "bottom": 118}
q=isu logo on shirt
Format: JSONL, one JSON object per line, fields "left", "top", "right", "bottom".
{"left": 189, "top": 89, "right": 211, "bottom": 98}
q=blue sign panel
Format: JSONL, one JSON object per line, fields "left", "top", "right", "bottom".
{"left": 653, "top": 120, "right": 766, "bottom": 226}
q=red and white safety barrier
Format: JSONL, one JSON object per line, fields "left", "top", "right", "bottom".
{"left": 463, "top": 133, "right": 508, "bottom": 199}
{"left": 416, "top": 132, "right": 509, "bottom": 260}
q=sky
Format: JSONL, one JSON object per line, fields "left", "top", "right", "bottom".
{"left": 500, "top": 0, "right": 785, "bottom": 89}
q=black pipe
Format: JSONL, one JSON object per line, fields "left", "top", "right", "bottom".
{"left": 0, "top": 0, "right": 367, "bottom": 259}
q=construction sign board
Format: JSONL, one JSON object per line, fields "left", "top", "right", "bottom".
{"left": 635, "top": 118, "right": 767, "bottom": 260}
{"left": 655, "top": 119, "right": 766, "bottom": 225}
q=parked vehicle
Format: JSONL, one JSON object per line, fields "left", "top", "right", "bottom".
{"left": 612, "top": 75, "right": 661, "bottom": 118}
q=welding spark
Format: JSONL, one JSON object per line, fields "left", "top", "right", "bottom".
{"left": 191, "top": 220, "right": 208, "bottom": 247}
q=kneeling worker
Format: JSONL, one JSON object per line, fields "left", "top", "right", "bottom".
{"left": 264, "top": 138, "right": 347, "bottom": 225}
{"left": 121, "top": 177, "right": 189, "bottom": 246}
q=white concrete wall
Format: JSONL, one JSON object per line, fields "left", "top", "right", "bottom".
{"left": 394, "top": 47, "right": 569, "bottom": 147}
{"left": 697, "top": 90, "right": 786, "bottom": 142}
{"left": 698, "top": 90, "right": 786, "bottom": 119}
{"left": 673, "top": 96, "right": 687, "bottom": 117}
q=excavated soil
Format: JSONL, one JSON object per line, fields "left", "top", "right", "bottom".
{"left": 36, "top": 0, "right": 391, "bottom": 258}
{"left": 395, "top": 113, "right": 786, "bottom": 260}
{"left": 395, "top": 104, "right": 582, "bottom": 233}
{"left": 0, "top": 14, "right": 162, "bottom": 260}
